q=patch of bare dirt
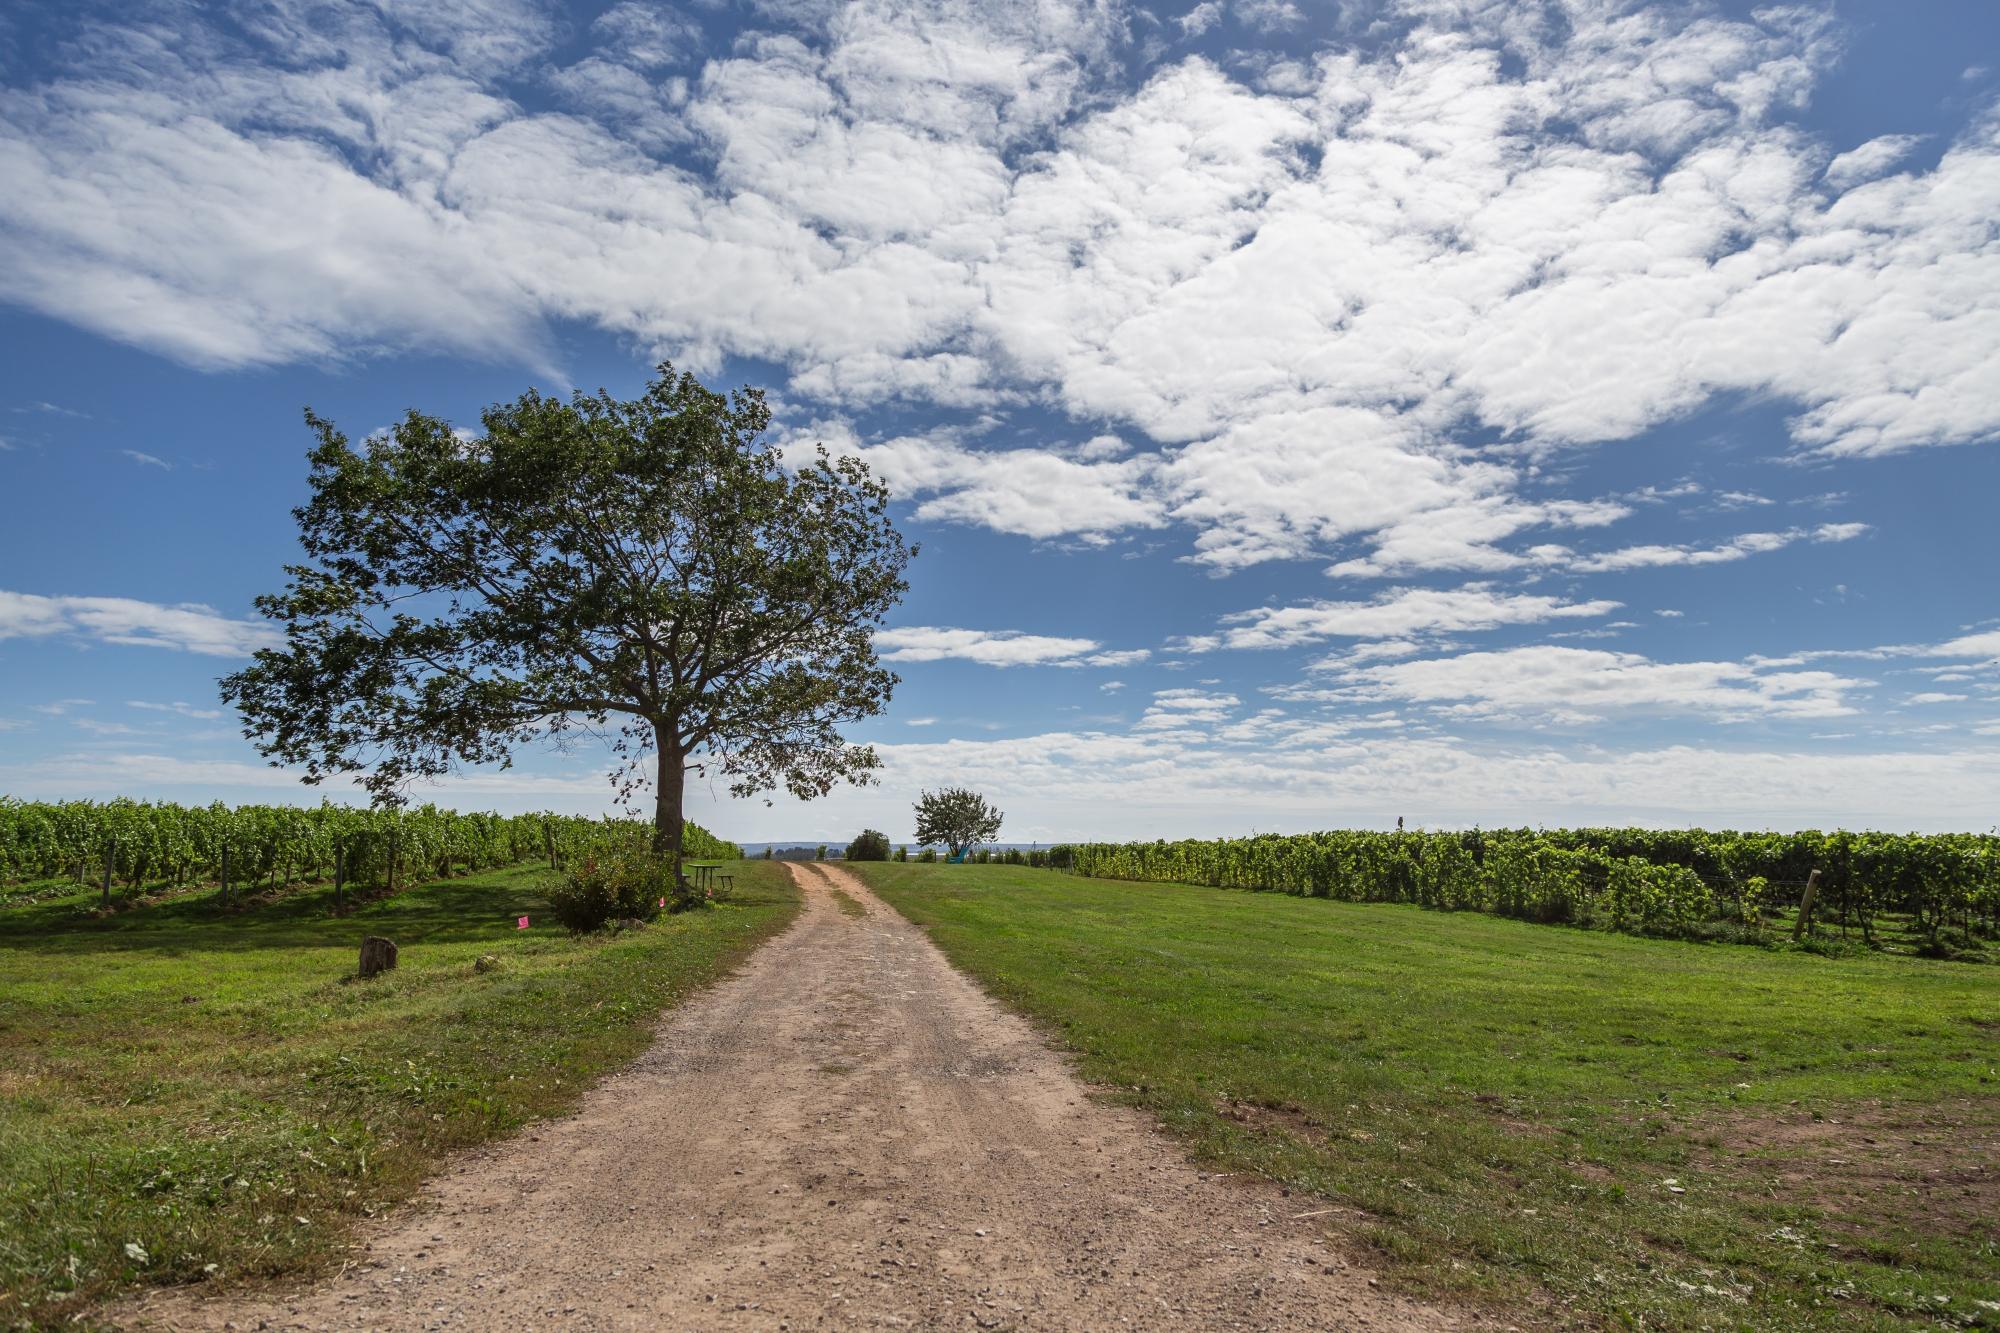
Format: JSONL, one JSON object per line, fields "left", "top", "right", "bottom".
{"left": 123, "top": 862, "right": 1491, "bottom": 1331}
{"left": 1693, "top": 1099, "right": 2000, "bottom": 1244}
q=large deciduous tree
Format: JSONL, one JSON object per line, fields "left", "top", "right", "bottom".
{"left": 221, "top": 364, "right": 912, "bottom": 897}
{"left": 912, "top": 788, "right": 1003, "bottom": 860}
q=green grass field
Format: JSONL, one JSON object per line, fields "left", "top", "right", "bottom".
{"left": 0, "top": 858, "right": 798, "bottom": 1325}
{"left": 846, "top": 860, "right": 1999, "bottom": 1331}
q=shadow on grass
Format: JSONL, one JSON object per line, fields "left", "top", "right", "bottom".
{"left": 0, "top": 865, "right": 802, "bottom": 960}
{"left": 0, "top": 867, "right": 564, "bottom": 956}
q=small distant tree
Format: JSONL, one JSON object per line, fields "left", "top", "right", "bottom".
{"left": 912, "top": 787, "right": 1003, "bottom": 859}
{"left": 815, "top": 844, "right": 828, "bottom": 861}
{"left": 846, "top": 829, "right": 890, "bottom": 861}
{"left": 762, "top": 846, "right": 773, "bottom": 860}
{"left": 895, "top": 845, "right": 908, "bottom": 862}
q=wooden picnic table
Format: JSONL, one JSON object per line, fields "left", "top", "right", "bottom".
{"left": 682, "top": 862, "right": 734, "bottom": 895}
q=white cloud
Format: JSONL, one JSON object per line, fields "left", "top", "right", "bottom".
{"left": 712, "top": 728, "right": 2000, "bottom": 840}
{"left": 1906, "top": 692, "right": 1967, "bottom": 705}
{"left": 874, "top": 625, "right": 1136, "bottom": 667}
{"left": 804, "top": 423, "right": 1168, "bottom": 542}
{"left": 1135, "top": 686, "right": 1241, "bottom": 730}
{"left": 1333, "top": 645, "right": 1865, "bottom": 723}
{"left": 589, "top": 2, "right": 702, "bottom": 70}
{"left": 1824, "top": 134, "right": 1927, "bottom": 189}
{"left": 1932, "top": 629, "right": 2000, "bottom": 659}
{"left": 129, "top": 700, "right": 226, "bottom": 720}
{"left": 1325, "top": 495, "right": 1630, "bottom": 579}
{"left": 1084, "top": 648, "right": 1152, "bottom": 667}
{"left": 2, "top": 1, "right": 1997, "bottom": 577}
{"left": 120, "top": 450, "right": 171, "bottom": 470}
{"left": 0, "top": 591, "right": 280, "bottom": 656}
{"left": 1187, "top": 585, "right": 1619, "bottom": 652}
{"left": 75, "top": 718, "right": 144, "bottom": 736}
{"left": 1235, "top": 0, "right": 1303, "bottom": 34}
{"left": 1569, "top": 523, "right": 1868, "bottom": 573}
{"left": 1178, "top": 2, "right": 1224, "bottom": 37}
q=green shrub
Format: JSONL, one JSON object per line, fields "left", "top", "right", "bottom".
{"left": 846, "top": 829, "right": 890, "bottom": 861}
{"left": 917, "top": 847, "right": 937, "bottom": 863}
{"left": 546, "top": 851, "right": 666, "bottom": 933}
{"left": 895, "top": 845, "right": 908, "bottom": 862}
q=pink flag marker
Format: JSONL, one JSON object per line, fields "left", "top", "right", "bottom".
{"left": 658, "top": 896, "right": 666, "bottom": 908}
{"left": 516, "top": 915, "right": 529, "bottom": 929}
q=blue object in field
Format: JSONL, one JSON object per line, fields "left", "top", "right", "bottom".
{"left": 947, "top": 849, "right": 968, "bottom": 864}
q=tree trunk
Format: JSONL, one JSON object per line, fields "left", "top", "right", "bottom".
{"left": 654, "top": 735, "right": 690, "bottom": 906}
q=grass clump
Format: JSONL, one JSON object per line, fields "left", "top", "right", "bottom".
{"left": 847, "top": 860, "right": 2000, "bottom": 1331}
{"left": 0, "top": 858, "right": 798, "bottom": 1323}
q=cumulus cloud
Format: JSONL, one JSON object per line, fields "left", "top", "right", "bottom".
{"left": 1178, "top": 2, "right": 1224, "bottom": 37}
{"left": 873, "top": 625, "right": 1144, "bottom": 667}
{"left": 590, "top": 2, "right": 703, "bottom": 69}
{"left": 802, "top": 422, "right": 1168, "bottom": 541}
{"left": 0, "top": 591, "right": 280, "bottom": 656}
{"left": 1332, "top": 645, "right": 1865, "bottom": 723}
{"left": 1931, "top": 628, "right": 2000, "bottom": 659}
{"left": 1, "top": 0, "right": 1995, "bottom": 578}
{"left": 1135, "top": 686, "right": 1241, "bottom": 730}
{"left": 728, "top": 727, "right": 2000, "bottom": 838}
{"left": 1183, "top": 585, "right": 1619, "bottom": 652}
{"left": 1824, "top": 134, "right": 1927, "bottom": 189}
{"left": 1333, "top": 497, "right": 1634, "bottom": 579}
{"left": 1568, "top": 522, "right": 1869, "bottom": 572}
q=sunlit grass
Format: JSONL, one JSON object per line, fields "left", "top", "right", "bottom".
{"left": 0, "top": 859, "right": 799, "bottom": 1322}
{"left": 849, "top": 860, "right": 2000, "bottom": 1330}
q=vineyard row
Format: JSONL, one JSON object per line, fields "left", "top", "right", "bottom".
{"left": 0, "top": 797, "right": 738, "bottom": 899}
{"left": 1054, "top": 827, "right": 2000, "bottom": 947}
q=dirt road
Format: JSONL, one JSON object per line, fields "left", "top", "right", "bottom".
{"left": 130, "top": 863, "right": 1482, "bottom": 1331}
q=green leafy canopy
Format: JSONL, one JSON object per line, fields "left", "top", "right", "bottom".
{"left": 221, "top": 365, "right": 914, "bottom": 853}
{"left": 911, "top": 788, "right": 1003, "bottom": 858}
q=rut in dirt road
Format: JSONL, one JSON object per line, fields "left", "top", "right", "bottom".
{"left": 129, "top": 862, "right": 1488, "bottom": 1331}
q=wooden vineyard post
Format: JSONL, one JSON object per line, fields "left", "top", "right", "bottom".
{"left": 389, "top": 832, "right": 400, "bottom": 896}
{"left": 219, "top": 845, "right": 230, "bottom": 908}
{"left": 1792, "top": 868, "right": 1822, "bottom": 941}
{"left": 101, "top": 843, "right": 113, "bottom": 910}
{"left": 333, "top": 841, "right": 345, "bottom": 914}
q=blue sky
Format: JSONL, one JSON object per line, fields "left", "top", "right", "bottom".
{"left": 2, "top": 0, "right": 1998, "bottom": 844}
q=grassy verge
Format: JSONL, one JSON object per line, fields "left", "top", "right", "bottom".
{"left": 0, "top": 859, "right": 798, "bottom": 1326}
{"left": 847, "top": 861, "right": 1999, "bottom": 1331}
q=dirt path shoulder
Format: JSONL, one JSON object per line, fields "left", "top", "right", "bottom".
{"left": 127, "top": 862, "right": 1486, "bottom": 1331}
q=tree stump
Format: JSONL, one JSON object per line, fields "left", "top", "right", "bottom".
{"left": 358, "top": 936, "right": 399, "bottom": 978}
